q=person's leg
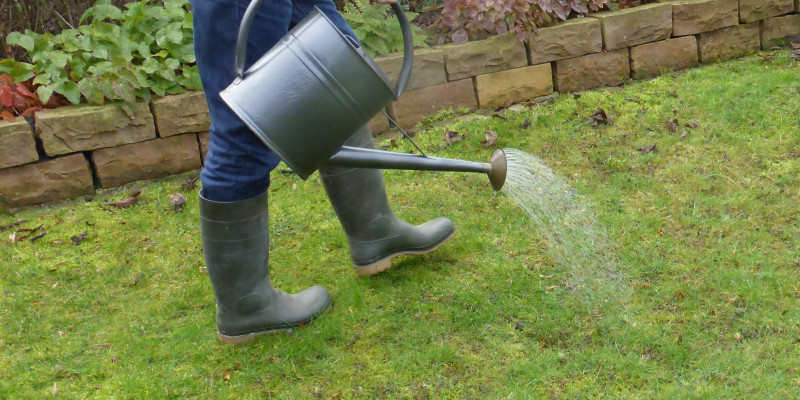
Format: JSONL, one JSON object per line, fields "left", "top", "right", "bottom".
{"left": 286, "top": 0, "right": 457, "bottom": 276}
{"left": 191, "top": 0, "right": 330, "bottom": 343}
{"left": 193, "top": 0, "right": 291, "bottom": 202}
{"left": 318, "top": 126, "right": 456, "bottom": 276}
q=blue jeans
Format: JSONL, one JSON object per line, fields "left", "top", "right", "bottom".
{"left": 190, "top": 0, "right": 359, "bottom": 202}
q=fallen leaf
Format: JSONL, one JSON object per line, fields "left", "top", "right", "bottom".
{"left": 679, "top": 131, "right": 687, "bottom": 140}
{"left": 482, "top": 130, "right": 499, "bottom": 148}
{"left": 105, "top": 197, "right": 138, "bottom": 209}
{"left": 491, "top": 112, "right": 508, "bottom": 121}
{"left": 0, "top": 89, "right": 12, "bottom": 108}
{"left": 169, "top": 193, "right": 187, "bottom": 212}
{"left": 182, "top": 177, "right": 198, "bottom": 192}
{"left": 222, "top": 373, "right": 230, "bottom": 381}
{"left": 71, "top": 231, "right": 88, "bottom": 246}
{"left": 1, "top": 110, "right": 15, "bottom": 122}
{"left": 30, "top": 227, "right": 46, "bottom": 243}
{"left": 587, "top": 108, "right": 612, "bottom": 127}
{"left": 573, "top": 93, "right": 581, "bottom": 99}
{"left": 130, "top": 188, "right": 142, "bottom": 198}
{"left": 521, "top": 118, "right": 531, "bottom": 128}
{"left": 792, "top": 43, "right": 800, "bottom": 50}
{"left": 346, "top": 332, "right": 362, "bottom": 346}
{"left": 444, "top": 129, "right": 464, "bottom": 145}
{"left": 0, "top": 220, "right": 27, "bottom": 231}
{"left": 10, "top": 224, "right": 43, "bottom": 243}
{"left": 666, "top": 118, "right": 678, "bottom": 132}
{"left": 427, "top": 144, "right": 445, "bottom": 152}
{"left": 545, "top": 285, "right": 556, "bottom": 291}
{"left": 684, "top": 121, "right": 699, "bottom": 128}
{"left": 638, "top": 143, "right": 657, "bottom": 153}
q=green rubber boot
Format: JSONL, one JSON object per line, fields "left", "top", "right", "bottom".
{"left": 200, "top": 190, "right": 331, "bottom": 344}
{"left": 319, "top": 126, "right": 456, "bottom": 276}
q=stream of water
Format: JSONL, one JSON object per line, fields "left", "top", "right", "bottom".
{"left": 502, "top": 149, "right": 630, "bottom": 307}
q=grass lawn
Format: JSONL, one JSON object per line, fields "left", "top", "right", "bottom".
{"left": 2, "top": 51, "right": 800, "bottom": 399}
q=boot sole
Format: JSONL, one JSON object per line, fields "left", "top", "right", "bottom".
{"left": 217, "top": 301, "right": 333, "bottom": 345}
{"left": 354, "top": 229, "right": 457, "bottom": 277}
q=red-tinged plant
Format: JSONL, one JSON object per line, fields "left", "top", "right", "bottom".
{"left": 0, "top": 74, "right": 62, "bottom": 122}
{"left": 436, "top": 0, "right": 609, "bottom": 44}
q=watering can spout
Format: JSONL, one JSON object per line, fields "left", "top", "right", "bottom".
{"left": 324, "top": 147, "right": 507, "bottom": 191}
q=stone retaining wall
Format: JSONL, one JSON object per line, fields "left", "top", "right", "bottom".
{"left": 2, "top": 0, "right": 799, "bottom": 209}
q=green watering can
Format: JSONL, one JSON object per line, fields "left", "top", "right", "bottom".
{"left": 219, "top": 0, "right": 507, "bottom": 191}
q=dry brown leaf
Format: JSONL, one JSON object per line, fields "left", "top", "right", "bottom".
{"left": 444, "top": 129, "right": 464, "bottom": 145}
{"left": 105, "top": 197, "right": 138, "bottom": 209}
{"left": 0, "top": 220, "right": 27, "bottom": 231}
{"left": 182, "top": 177, "right": 198, "bottom": 192}
{"left": 492, "top": 112, "right": 508, "bottom": 121}
{"left": 71, "top": 231, "right": 88, "bottom": 246}
{"left": 169, "top": 193, "right": 187, "bottom": 212}
{"left": 666, "top": 118, "right": 678, "bottom": 132}
{"left": 638, "top": 143, "right": 657, "bottom": 153}
{"left": 588, "top": 108, "right": 612, "bottom": 127}
{"left": 482, "top": 130, "right": 498, "bottom": 148}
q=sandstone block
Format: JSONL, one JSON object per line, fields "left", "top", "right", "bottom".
{"left": 475, "top": 64, "right": 553, "bottom": 108}
{"left": 392, "top": 79, "right": 477, "bottom": 128}
{"left": 0, "top": 120, "right": 38, "bottom": 169}
{"left": 553, "top": 49, "right": 629, "bottom": 92}
{"left": 631, "top": 37, "right": 699, "bottom": 79}
{"left": 375, "top": 49, "right": 447, "bottom": 91}
{"left": 441, "top": 34, "right": 528, "bottom": 81}
{"left": 671, "top": 0, "right": 739, "bottom": 36}
{"left": 740, "top": 0, "right": 793, "bottom": 23}
{"left": 35, "top": 103, "right": 156, "bottom": 156}
{"left": 591, "top": 4, "right": 672, "bottom": 50}
{"left": 198, "top": 132, "right": 210, "bottom": 164}
{"left": 368, "top": 110, "right": 390, "bottom": 135}
{"left": 92, "top": 134, "right": 201, "bottom": 188}
{"left": 698, "top": 23, "right": 760, "bottom": 63}
{"left": 761, "top": 14, "right": 800, "bottom": 48}
{"left": 528, "top": 18, "right": 603, "bottom": 65}
{"left": 0, "top": 154, "right": 93, "bottom": 209}
{"left": 151, "top": 91, "right": 211, "bottom": 137}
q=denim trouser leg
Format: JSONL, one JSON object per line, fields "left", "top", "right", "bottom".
{"left": 190, "top": 0, "right": 358, "bottom": 202}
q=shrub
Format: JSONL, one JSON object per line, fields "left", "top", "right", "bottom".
{"left": 0, "top": 0, "right": 200, "bottom": 107}
{"left": 436, "top": 0, "right": 609, "bottom": 44}
{"left": 341, "top": 0, "right": 429, "bottom": 57}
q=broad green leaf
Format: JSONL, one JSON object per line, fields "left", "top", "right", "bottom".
{"left": 6, "top": 32, "right": 35, "bottom": 52}
{"left": 37, "top": 85, "right": 55, "bottom": 105}
{"left": 141, "top": 58, "right": 161, "bottom": 74}
{"left": 90, "top": 5, "right": 124, "bottom": 22}
{"left": 112, "top": 81, "right": 136, "bottom": 103}
{"left": 78, "top": 78, "right": 105, "bottom": 105}
{"left": 49, "top": 52, "right": 71, "bottom": 69}
{"left": 55, "top": 81, "right": 82, "bottom": 105}
{"left": 33, "top": 72, "right": 52, "bottom": 86}
{"left": 164, "top": 58, "right": 180, "bottom": 70}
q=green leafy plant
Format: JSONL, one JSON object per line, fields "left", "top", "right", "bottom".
{"left": 0, "top": 0, "right": 201, "bottom": 106}
{"left": 342, "top": 0, "right": 429, "bottom": 57}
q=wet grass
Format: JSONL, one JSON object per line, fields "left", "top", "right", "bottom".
{"left": 2, "top": 50, "right": 800, "bottom": 398}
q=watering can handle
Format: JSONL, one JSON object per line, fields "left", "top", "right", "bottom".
{"left": 233, "top": 0, "right": 415, "bottom": 97}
